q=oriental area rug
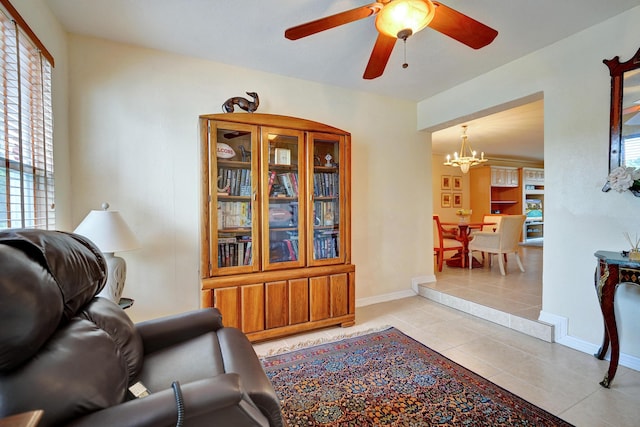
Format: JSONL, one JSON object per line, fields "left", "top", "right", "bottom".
{"left": 260, "top": 327, "right": 573, "bottom": 426}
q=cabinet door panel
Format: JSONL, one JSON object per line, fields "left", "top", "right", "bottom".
{"left": 266, "top": 281, "right": 288, "bottom": 329}
{"left": 210, "top": 121, "right": 260, "bottom": 276}
{"left": 262, "top": 127, "right": 306, "bottom": 271}
{"left": 309, "top": 276, "right": 330, "bottom": 321}
{"left": 330, "top": 273, "right": 348, "bottom": 317}
{"left": 289, "top": 278, "right": 309, "bottom": 324}
{"left": 241, "top": 284, "right": 264, "bottom": 333}
{"left": 308, "top": 133, "right": 346, "bottom": 266}
{"left": 214, "top": 287, "right": 240, "bottom": 329}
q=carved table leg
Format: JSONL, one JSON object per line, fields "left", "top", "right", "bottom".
{"left": 594, "top": 261, "right": 620, "bottom": 388}
{"left": 594, "top": 268, "right": 610, "bottom": 360}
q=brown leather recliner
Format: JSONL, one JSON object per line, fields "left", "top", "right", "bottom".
{"left": 0, "top": 229, "right": 285, "bottom": 427}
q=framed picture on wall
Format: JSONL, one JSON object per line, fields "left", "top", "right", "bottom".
{"left": 453, "top": 193, "right": 462, "bottom": 208}
{"left": 441, "top": 175, "right": 451, "bottom": 190}
{"left": 453, "top": 176, "right": 462, "bottom": 190}
{"left": 441, "top": 193, "right": 452, "bottom": 208}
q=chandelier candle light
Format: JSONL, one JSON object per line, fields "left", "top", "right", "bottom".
{"left": 444, "top": 125, "right": 487, "bottom": 173}
{"left": 74, "top": 203, "right": 140, "bottom": 303}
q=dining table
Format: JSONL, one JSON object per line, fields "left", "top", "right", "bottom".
{"left": 440, "top": 221, "right": 497, "bottom": 268}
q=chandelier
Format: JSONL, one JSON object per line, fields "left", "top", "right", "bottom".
{"left": 443, "top": 125, "right": 487, "bottom": 173}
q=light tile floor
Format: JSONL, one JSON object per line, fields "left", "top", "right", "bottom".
{"left": 426, "top": 245, "right": 544, "bottom": 321}
{"left": 254, "top": 295, "right": 640, "bottom": 427}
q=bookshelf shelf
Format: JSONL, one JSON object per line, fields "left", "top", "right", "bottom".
{"left": 200, "top": 113, "right": 355, "bottom": 342}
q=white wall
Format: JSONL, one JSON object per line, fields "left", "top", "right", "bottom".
{"left": 419, "top": 7, "right": 640, "bottom": 360}
{"left": 65, "top": 35, "right": 431, "bottom": 321}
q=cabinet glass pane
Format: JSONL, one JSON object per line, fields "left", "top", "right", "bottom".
{"left": 266, "top": 133, "right": 301, "bottom": 265}
{"left": 215, "top": 126, "right": 254, "bottom": 269}
{"left": 312, "top": 137, "right": 340, "bottom": 261}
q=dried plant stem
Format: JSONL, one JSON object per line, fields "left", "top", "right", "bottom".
{"left": 623, "top": 232, "right": 640, "bottom": 250}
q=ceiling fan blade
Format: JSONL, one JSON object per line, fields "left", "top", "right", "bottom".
{"left": 363, "top": 33, "right": 397, "bottom": 80}
{"left": 429, "top": 1, "right": 498, "bottom": 49}
{"left": 285, "top": 3, "right": 383, "bottom": 40}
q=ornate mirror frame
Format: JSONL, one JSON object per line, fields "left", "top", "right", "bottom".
{"left": 604, "top": 47, "right": 640, "bottom": 172}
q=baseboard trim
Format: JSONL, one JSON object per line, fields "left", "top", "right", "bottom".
{"left": 538, "top": 310, "right": 567, "bottom": 342}
{"left": 411, "top": 275, "right": 435, "bottom": 293}
{"left": 539, "top": 310, "right": 640, "bottom": 372}
{"left": 356, "top": 289, "right": 417, "bottom": 307}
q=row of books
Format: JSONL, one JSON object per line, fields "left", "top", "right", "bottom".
{"left": 313, "top": 231, "right": 339, "bottom": 259}
{"left": 216, "top": 233, "right": 338, "bottom": 266}
{"left": 268, "top": 171, "right": 299, "bottom": 197}
{"left": 218, "top": 238, "right": 252, "bottom": 267}
{"left": 217, "top": 169, "right": 338, "bottom": 199}
{"left": 217, "top": 201, "right": 251, "bottom": 229}
{"left": 218, "top": 167, "right": 251, "bottom": 196}
{"left": 269, "top": 238, "right": 299, "bottom": 263}
{"left": 313, "top": 172, "right": 339, "bottom": 197}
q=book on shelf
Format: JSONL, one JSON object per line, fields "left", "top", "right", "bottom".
{"left": 217, "top": 237, "right": 252, "bottom": 267}
{"left": 218, "top": 201, "right": 252, "bottom": 229}
{"left": 277, "top": 172, "right": 298, "bottom": 197}
{"left": 218, "top": 167, "right": 251, "bottom": 196}
{"left": 267, "top": 170, "right": 277, "bottom": 196}
{"left": 313, "top": 232, "right": 339, "bottom": 260}
{"left": 268, "top": 233, "right": 299, "bottom": 262}
{"left": 313, "top": 172, "right": 339, "bottom": 197}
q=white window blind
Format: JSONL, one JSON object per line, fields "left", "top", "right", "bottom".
{"left": 0, "top": 1, "right": 55, "bottom": 230}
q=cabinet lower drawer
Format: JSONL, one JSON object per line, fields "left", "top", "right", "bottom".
{"left": 201, "top": 264, "right": 356, "bottom": 342}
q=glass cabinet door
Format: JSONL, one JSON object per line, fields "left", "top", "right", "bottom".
{"left": 261, "top": 127, "right": 305, "bottom": 270}
{"left": 308, "top": 133, "right": 345, "bottom": 265}
{"left": 210, "top": 121, "right": 259, "bottom": 275}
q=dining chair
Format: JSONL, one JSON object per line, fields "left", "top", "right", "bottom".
{"left": 433, "top": 215, "right": 463, "bottom": 272}
{"left": 481, "top": 214, "right": 503, "bottom": 232}
{"left": 467, "top": 215, "right": 526, "bottom": 275}
{"left": 473, "top": 214, "right": 505, "bottom": 263}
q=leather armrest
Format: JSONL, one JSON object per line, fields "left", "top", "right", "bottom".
{"left": 136, "top": 308, "right": 224, "bottom": 354}
{"left": 217, "top": 328, "right": 284, "bottom": 427}
{"left": 66, "top": 374, "right": 269, "bottom": 427}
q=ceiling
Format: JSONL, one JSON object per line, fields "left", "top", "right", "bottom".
{"left": 432, "top": 97, "right": 545, "bottom": 163}
{"left": 44, "top": 0, "right": 640, "bottom": 162}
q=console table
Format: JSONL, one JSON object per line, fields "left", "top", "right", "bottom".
{"left": 593, "top": 250, "right": 640, "bottom": 388}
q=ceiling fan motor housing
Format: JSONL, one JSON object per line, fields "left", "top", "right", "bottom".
{"left": 375, "top": 0, "right": 436, "bottom": 38}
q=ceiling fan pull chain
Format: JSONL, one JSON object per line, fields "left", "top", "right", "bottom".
{"left": 402, "top": 38, "right": 408, "bottom": 69}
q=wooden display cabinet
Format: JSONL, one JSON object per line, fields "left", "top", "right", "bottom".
{"left": 199, "top": 113, "right": 355, "bottom": 342}
{"left": 470, "top": 165, "right": 522, "bottom": 222}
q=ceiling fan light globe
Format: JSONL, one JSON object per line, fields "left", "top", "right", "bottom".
{"left": 375, "top": 0, "right": 435, "bottom": 38}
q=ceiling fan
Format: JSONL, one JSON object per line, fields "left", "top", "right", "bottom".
{"left": 285, "top": 0, "right": 498, "bottom": 80}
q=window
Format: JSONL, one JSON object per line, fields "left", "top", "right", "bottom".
{"left": 624, "top": 133, "right": 640, "bottom": 169}
{"left": 0, "top": 0, "right": 54, "bottom": 230}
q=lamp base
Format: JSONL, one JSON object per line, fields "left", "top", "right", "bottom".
{"left": 97, "top": 253, "right": 127, "bottom": 303}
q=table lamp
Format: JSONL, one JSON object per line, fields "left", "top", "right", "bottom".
{"left": 74, "top": 203, "right": 140, "bottom": 303}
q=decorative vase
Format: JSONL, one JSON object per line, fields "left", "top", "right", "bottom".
{"left": 457, "top": 214, "right": 470, "bottom": 224}
{"left": 629, "top": 249, "right": 640, "bottom": 262}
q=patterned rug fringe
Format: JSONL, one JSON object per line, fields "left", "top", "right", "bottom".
{"left": 257, "top": 325, "right": 393, "bottom": 358}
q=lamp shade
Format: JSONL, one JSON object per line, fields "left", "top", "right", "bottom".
{"left": 74, "top": 204, "right": 140, "bottom": 253}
